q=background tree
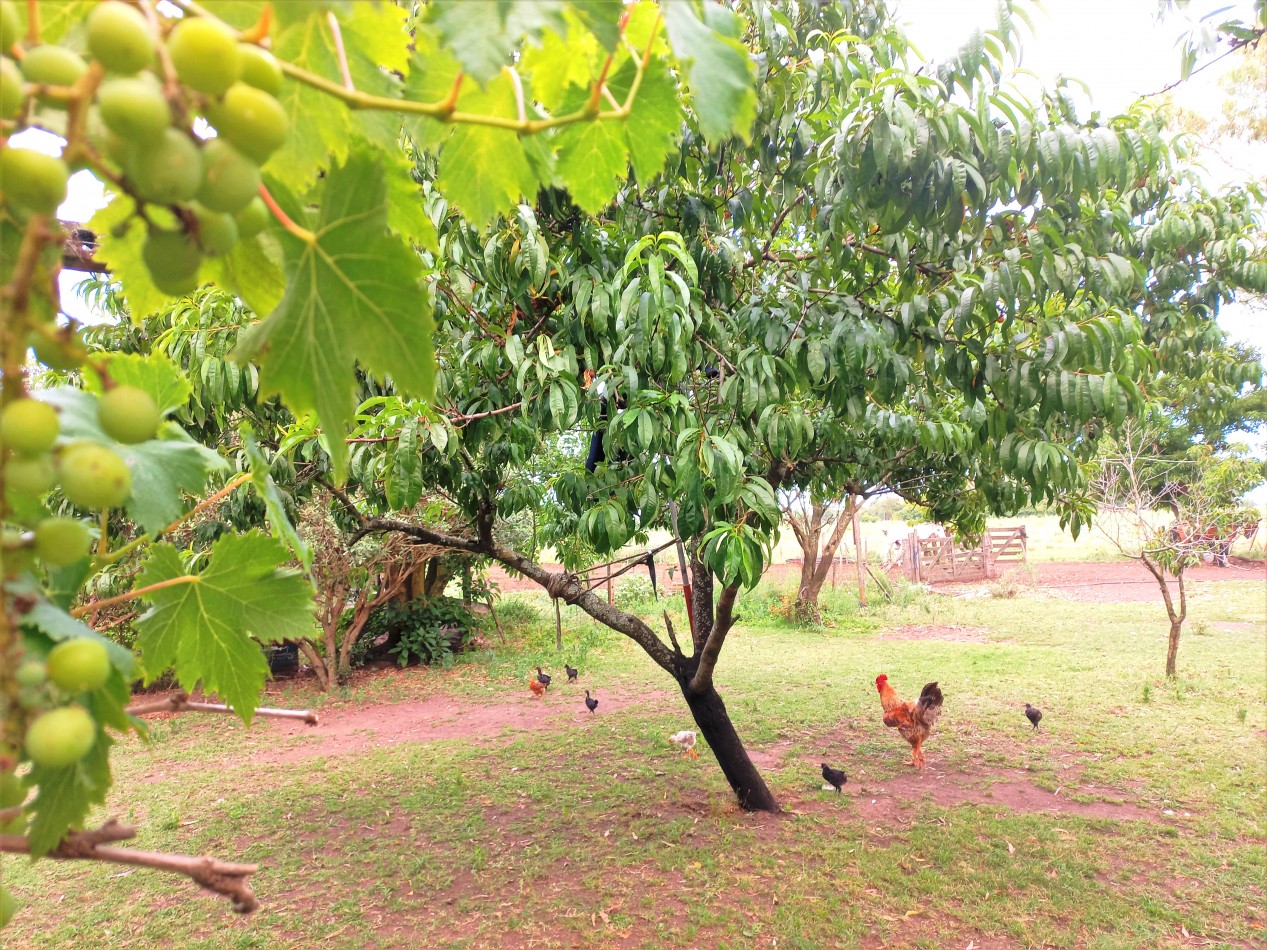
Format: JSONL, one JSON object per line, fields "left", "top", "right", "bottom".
{"left": 1090, "top": 419, "right": 1263, "bottom": 676}
{"left": 331, "top": 0, "right": 1267, "bottom": 812}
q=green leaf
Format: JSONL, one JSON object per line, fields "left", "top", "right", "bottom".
{"left": 429, "top": 0, "right": 566, "bottom": 84}
{"left": 608, "top": 55, "right": 684, "bottom": 182}
{"left": 434, "top": 73, "right": 543, "bottom": 226}
{"left": 235, "top": 150, "right": 435, "bottom": 482}
{"left": 22, "top": 599, "right": 134, "bottom": 675}
{"left": 84, "top": 352, "right": 191, "bottom": 415}
{"left": 87, "top": 195, "right": 171, "bottom": 323}
{"left": 135, "top": 533, "right": 316, "bottom": 722}
{"left": 662, "top": 1, "right": 757, "bottom": 143}
{"left": 26, "top": 732, "right": 114, "bottom": 857}
{"left": 39, "top": 388, "right": 228, "bottom": 535}
{"left": 270, "top": 2, "right": 410, "bottom": 190}
{"left": 571, "top": 0, "right": 625, "bottom": 50}
{"left": 555, "top": 117, "right": 630, "bottom": 214}
{"left": 385, "top": 155, "right": 440, "bottom": 254}
{"left": 244, "top": 431, "right": 312, "bottom": 571}
{"left": 211, "top": 235, "right": 287, "bottom": 319}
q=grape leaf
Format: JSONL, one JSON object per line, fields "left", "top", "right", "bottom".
{"left": 234, "top": 149, "right": 435, "bottom": 482}
{"left": 434, "top": 73, "right": 543, "bottom": 226}
{"left": 211, "top": 234, "right": 286, "bottom": 319}
{"left": 135, "top": 532, "right": 316, "bottom": 722}
{"left": 662, "top": 2, "right": 757, "bottom": 143}
{"left": 385, "top": 153, "right": 440, "bottom": 254}
{"left": 555, "top": 117, "right": 630, "bottom": 214}
{"left": 608, "top": 55, "right": 684, "bottom": 182}
{"left": 25, "top": 732, "right": 114, "bottom": 857}
{"left": 84, "top": 351, "right": 191, "bottom": 415}
{"left": 269, "top": 2, "right": 410, "bottom": 190}
{"left": 39, "top": 387, "right": 229, "bottom": 535}
{"left": 429, "top": 0, "right": 566, "bottom": 84}
{"left": 244, "top": 430, "right": 312, "bottom": 571}
{"left": 87, "top": 195, "right": 169, "bottom": 323}
{"left": 520, "top": 23, "right": 600, "bottom": 110}
{"left": 570, "top": 0, "right": 626, "bottom": 51}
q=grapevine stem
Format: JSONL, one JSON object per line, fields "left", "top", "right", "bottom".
{"left": 166, "top": 0, "right": 655, "bottom": 134}
{"left": 70, "top": 576, "right": 199, "bottom": 618}
{"left": 327, "top": 12, "right": 355, "bottom": 92}
{"left": 0, "top": 820, "right": 260, "bottom": 913}
{"left": 98, "top": 471, "right": 252, "bottom": 564}
{"left": 97, "top": 509, "right": 109, "bottom": 557}
{"left": 23, "top": 0, "right": 39, "bottom": 45}
{"left": 258, "top": 185, "right": 315, "bottom": 243}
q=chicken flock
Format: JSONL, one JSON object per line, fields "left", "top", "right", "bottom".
{"left": 528, "top": 664, "right": 1044, "bottom": 785}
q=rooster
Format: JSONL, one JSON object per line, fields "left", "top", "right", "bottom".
{"left": 528, "top": 678, "right": 546, "bottom": 699}
{"left": 875, "top": 674, "right": 943, "bottom": 769}
{"left": 669, "top": 730, "right": 698, "bottom": 760}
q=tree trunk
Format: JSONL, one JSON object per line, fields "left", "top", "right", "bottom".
{"left": 680, "top": 682, "right": 779, "bottom": 812}
{"left": 790, "top": 500, "right": 854, "bottom": 616}
{"left": 1165, "top": 620, "right": 1182, "bottom": 678}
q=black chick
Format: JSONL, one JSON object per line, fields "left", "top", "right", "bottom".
{"left": 585, "top": 690, "right": 598, "bottom": 714}
{"left": 821, "top": 763, "right": 847, "bottom": 793}
{"left": 565, "top": 663, "right": 578, "bottom": 682}
{"left": 536, "top": 667, "right": 551, "bottom": 688}
{"left": 1024, "top": 703, "right": 1042, "bottom": 730}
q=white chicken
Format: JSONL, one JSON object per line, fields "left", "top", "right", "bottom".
{"left": 669, "top": 730, "right": 698, "bottom": 760}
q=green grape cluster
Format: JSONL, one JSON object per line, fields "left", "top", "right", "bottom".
{"left": 0, "top": 1, "right": 285, "bottom": 298}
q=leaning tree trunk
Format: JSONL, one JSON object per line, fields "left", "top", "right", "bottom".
{"left": 680, "top": 680, "right": 779, "bottom": 811}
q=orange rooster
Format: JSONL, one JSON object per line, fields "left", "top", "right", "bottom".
{"left": 529, "top": 678, "right": 547, "bottom": 699}
{"left": 875, "top": 674, "right": 943, "bottom": 768}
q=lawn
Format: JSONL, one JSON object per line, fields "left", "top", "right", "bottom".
{"left": 3, "top": 577, "right": 1265, "bottom": 949}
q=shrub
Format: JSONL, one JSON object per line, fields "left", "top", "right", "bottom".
{"left": 362, "top": 597, "right": 483, "bottom": 668}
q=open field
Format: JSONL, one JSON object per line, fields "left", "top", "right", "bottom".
{"left": 3, "top": 569, "right": 1265, "bottom": 949}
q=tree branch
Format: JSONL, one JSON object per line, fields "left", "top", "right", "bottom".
{"left": 689, "top": 582, "right": 740, "bottom": 693}
{"left": 125, "top": 691, "right": 319, "bottom": 724}
{"left": 0, "top": 819, "right": 260, "bottom": 913}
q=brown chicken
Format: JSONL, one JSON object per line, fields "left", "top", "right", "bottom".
{"left": 529, "top": 678, "right": 546, "bottom": 699}
{"left": 875, "top": 674, "right": 943, "bottom": 768}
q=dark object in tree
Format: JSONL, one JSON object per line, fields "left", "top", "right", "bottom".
{"left": 643, "top": 553, "right": 658, "bottom": 597}
{"left": 584, "top": 395, "right": 631, "bottom": 473}
{"left": 565, "top": 663, "right": 578, "bottom": 682}
{"left": 585, "top": 690, "right": 598, "bottom": 713}
{"left": 703, "top": 364, "right": 720, "bottom": 379}
{"left": 1024, "top": 703, "right": 1042, "bottom": 730}
{"left": 535, "top": 666, "right": 551, "bottom": 688}
{"left": 821, "top": 763, "right": 847, "bottom": 792}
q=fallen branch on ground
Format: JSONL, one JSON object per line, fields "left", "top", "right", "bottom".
{"left": 0, "top": 819, "right": 260, "bottom": 912}
{"left": 125, "top": 691, "right": 319, "bottom": 724}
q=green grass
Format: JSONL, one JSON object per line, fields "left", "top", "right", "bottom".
{"left": 4, "top": 581, "right": 1265, "bottom": 949}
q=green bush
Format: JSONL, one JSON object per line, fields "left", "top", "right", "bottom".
{"left": 613, "top": 574, "right": 659, "bottom": 614}
{"left": 362, "top": 597, "right": 482, "bottom": 668}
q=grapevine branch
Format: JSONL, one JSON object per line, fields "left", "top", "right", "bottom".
{"left": 168, "top": 0, "right": 656, "bottom": 135}
{"left": 69, "top": 575, "right": 198, "bottom": 618}
{"left": 0, "top": 819, "right": 260, "bottom": 913}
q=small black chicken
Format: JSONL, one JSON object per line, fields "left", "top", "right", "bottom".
{"left": 584, "top": 690, "right": 598, "bottom": 714}
{"left": 1024, "top": 703, "right": 1043, "bottom": 730}
{"left": 535, "top": 667, "right": 551, "bottom": 688}
{"left": 821, "top": 763, "right": 847, "bottom": 793}
{"left": 565, "top": 663, "right": 578, "bottom": 682}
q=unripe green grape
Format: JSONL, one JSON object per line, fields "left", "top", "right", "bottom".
{"left": 0, "top": 146, "right": 69, "bottom": 213}
{"left": 196, "top": 138, "right": 260, "bottom": 213}
{"left": 234, "top": 196, "right": 270, "bottom": 238}
{"left": 28, "top": 328, "right": 85, "bottom": 372}
{"left": 238, "top": 43, "right": 282, "bottom": 95}
{"left": 97, "top": 75, "right": 169, "bottom": 142}
{"left": 4, "top": 453, "right": 55, "bottom": 494}
{"left": 190, "top": 202, "right": 238, "bottom": 255}
{"left": 102, "top": 127, "right": 133, "bottom": 166}
{"left": 167, "top": 17, "right": 240, "bottom": 96}
{"left": 24, "top": 705, "right": 96, "bottom": 768}
{"left": 1, "top": 397, "right": 59, "bottom": 454}
{"left": 0, "top": 1, "right": 21, "bottom": 50}
{"left": 0, "top": 56, "right": 23, "bottom": 120}
{"left": 143, "top": 228, "right": 202, "bottom": 291}
{"left": 0, "top": 770, "right": 24, "bottom": 807}
{"left": 34, "top": 517, "right": 91, "bottom": 567}
{"left": 21, "top": 45, "right": 87, "bottom": 105}
{"left": 97, "top": 385, "right": 160, "bottom": 443}
{"left": 46, "top": 638, "right": 110, "bottom": 693}
{"left": 14, "top": 660, "right": 46, "bottom": 688}
{"left": 58, "top": 441, "right": 132, "bottom": 509}
{"left": 87, "top": 1, "right": 156, "bottom": 74}
{"left": 207, "top": 82, "right": 287, "bottom": 163}
{"left": 130, "top": 128, "right": 203, "bottom": 204}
